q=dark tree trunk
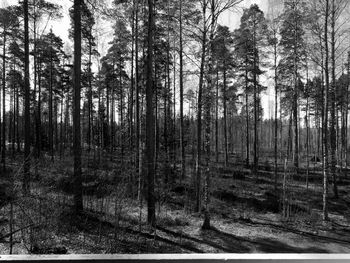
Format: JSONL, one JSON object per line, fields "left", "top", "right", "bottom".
{"left": 23, "top": 0, "right": 31, "bottom": 194}
{"left": 135, "top": 0, "right": 142, "bottom": 201}
{"left": 88, "top": 37, "right": 93, "bottom": 152}
{"left": 245, "top": 67, "right": 249, "bottom": 168}
{"left": 73, "top": 0, "right": 83, "bottom": 214}
{"left": 195, "top": 11, "right": 207, "bottom": 212}
{"left": 146, "top": 0, "right": 155, "bottom": 226}
{"left": 274, "top": 36, "right": 278, "bottom": 191}
{"left": 223, "top": 64, "right": 228, "bottom": 167}
{"left": 49, "top": 29, "right": 54, "bottom": 162}
{"left": 179, "top": 0, "right": 185, "bottom": 180}
{"left": 323, "top": 0, "right": 330, "bottom": 221}
{"left": 215, "top": 67, "right": 219, "bottom": 164}
{"left": 1, "top": 27, "right": 6, "bottom": 171}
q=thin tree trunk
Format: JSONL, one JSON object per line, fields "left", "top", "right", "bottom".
{"left": 2, "top": 28, "right": 6, "bottom": 171}
{"left": 135, "top": 0, "right": 142, "bottom": 201}
{"left": 73, "top": 0, "right": 83, "bottom": 213}
{"left": 179, "top": 0, "right": 185, "bottom": 180}
{"left": 306, "top": 82, "right": 310, "bottom": 190}
{"left": 215, "top": 66, "right": 219, "bottom": 163}
{"left": 323, "top": 0, "right": 330, "bottom": 221}
{"left": 88, "top": 36, "right": 93, "bottom": 152}
{"left": 346, "top": 52, "right": 350, "bottom": 174}
{"left": 195, "top": 9, "right": 207, "bottom": 213}
{"left": 274, "top": 35, "right": 278, "bottom": 191}
{"left": 49, "top": 29, "right": 54, "bottom": 162}
{"left": 330, "top": 0, "right": 338, "bottom": 198}
{"left": 293, "top": 16, "right": 299, "bottom": 170}
{"left": 223, "top": 64, "right": 228, "bottom": 166}
{"left": 23, "top": 0, "right": 31, "bottom": 194}
{"left": 253, "top": 22, "right": 258, "bottom": 175}
{"left": 245, "top": 83, "right": 249, "bottom": 167}
{"left": 146, "top": 0, "right": 155, "bottom": 226}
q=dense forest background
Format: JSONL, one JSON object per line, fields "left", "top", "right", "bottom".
{"left": 1, "top": 0, "right": 350, "bottom": 254}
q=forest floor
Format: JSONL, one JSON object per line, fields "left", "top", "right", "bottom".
{"left": 1, "top": 153, "right": 350, "bottom": 254}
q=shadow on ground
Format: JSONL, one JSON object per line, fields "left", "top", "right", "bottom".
{"left": 199, "top": 227, "right": 329, "bottom": 253}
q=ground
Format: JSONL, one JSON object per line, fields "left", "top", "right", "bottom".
{"left": 1, "top": 153, "right": 350, "bottom": 254}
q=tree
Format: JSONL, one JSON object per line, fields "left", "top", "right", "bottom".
{"left": 267, "top": 11, "right": 281, "bottom": 191}
{"left": 201, "top": 0, "right": 243, "bottom": 230}
{"left": 329, "top": 0, "right": 347, "bottom": 199}
{"left": 23, "top": 0, "right": 30, "bottom": 194}
{"left": 36, "top": 31, "right": 65, "bottom": 160}
{"left": 179, "top": 0, "right": 185, "bottom": 180}
{"left": 0, "top": 6, "right": 18, "bottom": 171}
{"left": 73, "top": 0, "right": 83, "bottom": 214}
{"left": 30, "top": 0, "right": 62, "bottom": 159}
{"left": 212, "top": 25, "right": 234, "bottom": 167}
{"left": 234, "top": 4, "right": 267, "bottom": 173}
{"left": 278, "top": 0, "right": 307, "bottom": 170}
{"left": 323, "top": 0, "right": 330, "bottom": 221}
{"left": 146, "top": 0, "right": 155, "bottom": 226}
{"left": 241, "top": 4, "right": 267, "bottom": 174}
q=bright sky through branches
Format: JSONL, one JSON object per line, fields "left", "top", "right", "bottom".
{"left": 3, "top": 0, "right": 275, "bottom": 118}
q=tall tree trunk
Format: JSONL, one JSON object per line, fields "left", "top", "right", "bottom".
{"left": 245, "top": 41, "right": 250, "bottom": 168}
{"left": 130, "top": 5, "right": 135, "bottom": 162}
{"left": 60, "top": 97, "right": 63, "bottom": 159}
{"left": 323, "top": 0, "right": 330, "bottom": 221}
{"left": 215, "top": 66, "right": 219, "bottom": 164}
{"left": 274, "top": 35, "right": 278, "bottom": 191}
{"left": 293, "top": 17, "right": 299, "bottom": 170}
{"left": 33, "top": 1, "right": 40, "bottom": 160}
{"left": 146, "top": 0, "right": 155, "bottom": 226}
{"left": 36, "top": 62, "right": 42, "bottom": 159}
{"left": 195, "top": 8, "right": 207, "bottom": 213}
{"left": 306, "top": 82, "right": 310, "bottom": 190}
{"left": 202, "top": 0, "right": 215, "bottom": 230}
{"left": 330, "top": 0, "right": 338, "bottom": 199}
{"left": 88, "top": 37, "right": 93, "bottom": 152}
{"left": 346, "top": 52, "right": 350, "bottom": 174}
{"left": 2, "top": 27, "right": 6, "bottom": 171}
{"left": 106, "top": 83, "right": 110, "bottom": 149}
{"left": 49, "top": 29, "right": 54, "bottom": 162}
{"left": 164, "top": 0, "right": 170, "bottom": 184}
{"left": 73, "top": 0, "right": 83, "bottom": 213}
{"left": 135, "top": 0, "right": 142, "bottom": 201}
{"left": 111, "top": 66, "right": 115, "bottom": 158}
{"left": 16, "top": 76, "right": 20, "bottom": 153}
{"left": 119, "top": 58, "right": 124, "bottom": 167}
{"left": 223, "top": 64, "right": 228, "bottom": 167}
{"left": 253, "top": 23, "right": 258, "bottom": 175}
{"left": 179, "top": 0, "right": 185, "bottom": 181}
{"left": 23, "top": 0, "right": 31, "bottom": 194}
{"left": 12, "top": 67, "right": 15, "bottom": 157}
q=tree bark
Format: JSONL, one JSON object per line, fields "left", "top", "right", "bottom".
{"left": 330, "top": 0, "right": 338, "bottom": 199}
{"left": 23, "top": 0, "right": 31, "bottom": 194}
{"left": 195, "top": 8, "right": 207, "bottom": 213}
{"left": 49, "top": 29, "right": 54, "bottom": 162}
{"left": 179, "top": 0, "right": 185, "bottom": 180}
{"left": 273, "top": 32, "right": 278, "bottom": 191}
{"left": 73, "top": 0, "right": 83, "bottom": 214}
{"left": 2, "top": 27, "right": 6, "bottom": 171}
{"left": 323, "top": 0, "right": 330, "bottom": 221}
{"left": 146, "top": 0, "right": 155, "bottom": 226}
{"left": 223, "top": 64, "right": 228, "bottom": 167}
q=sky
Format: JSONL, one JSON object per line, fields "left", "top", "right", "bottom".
{"left": 1, "top": 0, "right": 270, "bottom": 49}
{"left": 2, "top": 0, "right": 275, "bottom": 118}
